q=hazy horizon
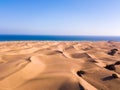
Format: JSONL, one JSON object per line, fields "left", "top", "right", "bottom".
{"left": 0, "top": 0, "right": 120, "bottom": 36}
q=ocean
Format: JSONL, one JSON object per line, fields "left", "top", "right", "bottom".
{"left": 0, "top": 35, "right": 120, "bottom": 41}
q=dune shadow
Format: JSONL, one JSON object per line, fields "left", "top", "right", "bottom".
{"left": 71, "top": 53, "right": 90, "bottom": 59}
{"left": 59, "top": 81, "right": 84, "bottom": 90}
{"left": 78, "top": 84, "right": 85, "bottom": 90}
{"left": 47, "top": 50, "right": 63, "bottom": 55}
{"left": 0, "top": 62, "right": 4, "bottom": 64}
{"left": 102, "top": 76, "right": 114, "bottom": 81}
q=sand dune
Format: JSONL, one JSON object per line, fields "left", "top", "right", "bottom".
{"left": 0, "top": 41, "right": 120, "bottom": 90}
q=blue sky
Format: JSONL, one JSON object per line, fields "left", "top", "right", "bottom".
{"left": 0, "top": 0, "right": 120, "bottom": 36}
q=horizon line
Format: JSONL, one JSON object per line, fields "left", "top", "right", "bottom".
{"left": 0, "top": 34, "right": 120, "bottom": 37}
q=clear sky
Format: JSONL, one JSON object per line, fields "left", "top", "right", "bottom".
{"left": 0, "top": 0, "right": 120, "bottom": 36}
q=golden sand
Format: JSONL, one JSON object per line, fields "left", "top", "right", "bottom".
{"left": 0, "top": 41, "right": 120, "bottom": 90}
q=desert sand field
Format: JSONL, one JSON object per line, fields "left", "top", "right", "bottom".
{"left": 0, "top": 41, "right": 120, "bottom": 90}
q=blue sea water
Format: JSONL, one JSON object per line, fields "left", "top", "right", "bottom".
{"left": 0, "top": 35, "right": 120, "bottom": 41}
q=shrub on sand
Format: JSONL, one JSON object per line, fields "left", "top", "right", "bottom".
{"left": 77, "top": 70, "right": 86, "bottom": 77}
{"left": 108, "top": 48, "right": 118, "bottom": 56}
{"left": 114, "top": 61, "right": 120, "bottom": 65}
{"left": 112, "top": 74, "right": 118, "bottom": 79}
{"left": 105, "top": 64, "right": 115, "bottom": 70}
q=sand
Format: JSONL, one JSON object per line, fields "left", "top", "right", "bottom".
{"left": 0, "top": 41, "right": 120, "bottom": 90}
